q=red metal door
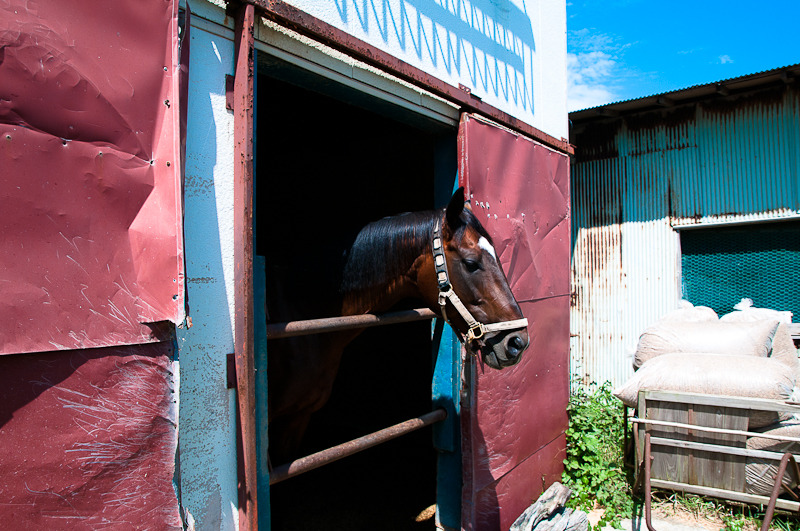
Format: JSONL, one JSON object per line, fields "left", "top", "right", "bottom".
{"left": 458, "top": 114, "right": 571, "bottom": 530}
{"left": 0, "top": 1, "right": 186, "bottom": 528}
{"left": 0, "top": 0, "right": 185, "bottom": 354}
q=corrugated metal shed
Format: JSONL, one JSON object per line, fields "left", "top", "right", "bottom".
{"left": 569, "top": 64, "right": 800, "bottom": 389}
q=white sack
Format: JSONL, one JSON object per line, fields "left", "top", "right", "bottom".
{"left": 614, "top": 353, "right": 794, "bottom": 428}
{"left": 658, "top": 303, "right": 719, "bottom": 323}
{"left": 731, "top": 298, "right": 793, "bottom": 324}
{"left": 720, "top": 311, "right": 799, "bottom": 377}
{"left": 746, "top": 417, "right": 800, "bottom": 495}
{"left": 633, "top": 319, "right": 779, "bottom": 370}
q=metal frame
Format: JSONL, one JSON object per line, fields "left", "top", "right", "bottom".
{"left": 266, "top": 308, "right": 435, "bottom": 339}
{"left": 232, "top": 3, "right": 258, "bottom": 530}
{"left": 632, "top": 390, "right": 800, "bottom": 531}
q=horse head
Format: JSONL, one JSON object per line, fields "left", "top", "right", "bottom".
{"left": 430, "top": 188, "right": 530, "bottom": 369}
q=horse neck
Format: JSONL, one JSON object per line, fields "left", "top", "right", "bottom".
{"left": 340, "top": 215, "right": 436, "bottom": 317}
{"left": 340, "top": 274, "right": 420, "bottom": 317}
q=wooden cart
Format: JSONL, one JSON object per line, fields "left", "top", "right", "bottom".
{"left": 630, "top": 390, "right": 800, "bottom": 530}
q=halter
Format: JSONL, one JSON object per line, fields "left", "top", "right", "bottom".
{"left": 432, "top": 217, "right": 529, "bottom": 343}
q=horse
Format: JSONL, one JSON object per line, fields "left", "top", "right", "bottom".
{"left": 266, "top": 188, "right": 529, "bottom": 463}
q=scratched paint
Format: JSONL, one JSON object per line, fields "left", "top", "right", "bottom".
{"left": 0, "top": 0, "right": 185, "bottom": 355}
{"left": 0, "top": 343, "right": 181, "bottom": 529}
{"left": 0, "top": 0, "right": 186, "bottom": 528}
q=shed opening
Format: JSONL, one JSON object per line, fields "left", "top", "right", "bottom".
{"left": 254, "top": 52, "right": 457, "bottom": 529}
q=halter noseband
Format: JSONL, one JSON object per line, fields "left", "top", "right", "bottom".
{"left": 432, "top": 217, "right": 529, "bottom": 343}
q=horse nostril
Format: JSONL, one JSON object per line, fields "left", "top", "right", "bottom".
{"left": 507, "top": 335, "right": 526, "bottom": 356}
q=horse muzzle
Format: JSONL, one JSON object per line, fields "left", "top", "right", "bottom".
{"left": 479, "top": 329, "right": 529, "bottom": 369}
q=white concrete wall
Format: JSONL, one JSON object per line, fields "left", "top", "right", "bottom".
{"left": 284, "top": 0, "right": 568, "bottom": 140}
{"left": 177, "top": 2, "right": 239, "bottom": 529}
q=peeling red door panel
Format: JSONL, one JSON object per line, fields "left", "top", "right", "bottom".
{"left": 0, "top": 342, "right": 181, "bottom": 529}
{"left": 0, "top": 0, "right": 185, "bottom": 354}
{"left": 459, "top": 114, "right": 571, "bottom": 530}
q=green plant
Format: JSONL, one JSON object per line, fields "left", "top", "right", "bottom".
{"left": 561, "top": 382, "right": 800, "bottom": 531}
{"left": 562, "top": 382, "right": 633, "bottom": 529}
{"left": 722, "top": 512, "right": 750, "bottom": 531}
{"left": 718, "top": 502, "right": 799, "bottom": 531}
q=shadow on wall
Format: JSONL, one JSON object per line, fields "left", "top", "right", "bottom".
{"left": 177, "top": 32, "right": 238, "bottom": 531}
{"left": 332, "top": 0, "right": 536, "bottom": 111}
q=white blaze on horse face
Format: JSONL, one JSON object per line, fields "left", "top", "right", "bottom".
{"left": 478, "top": 237, "right": 497, "bottom": 261}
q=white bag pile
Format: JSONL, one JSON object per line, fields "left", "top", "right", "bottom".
{"left": 614, "top": 299, "right": 800, "bottom": 495}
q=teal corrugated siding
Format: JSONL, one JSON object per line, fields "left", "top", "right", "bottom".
{"left": 570, "top": 84, "right": 800, "bottom": 389}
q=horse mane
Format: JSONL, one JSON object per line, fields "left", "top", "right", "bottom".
{"left": 341, "top": 204, "right": 491, "bottom": 307}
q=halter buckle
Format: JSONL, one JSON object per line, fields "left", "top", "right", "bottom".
{"left": 467, "top": 323, "right": 485, "bottom": 342}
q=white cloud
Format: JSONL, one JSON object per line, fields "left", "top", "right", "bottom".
{"left": 567, "top": 29, "right": 630, "bottom": 111}
{"left": 567, "top": 50, "right": 617, "bottom": 111}
{"left": 718, "top": 54, "right": 734, "bottom": 64}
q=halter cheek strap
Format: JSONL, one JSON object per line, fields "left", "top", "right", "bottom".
{"left": 432, "top": 218, "right": 528, "bottom": 343}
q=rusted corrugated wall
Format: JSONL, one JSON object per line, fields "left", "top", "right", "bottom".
{"left": 570, "top": 81, "right": 800, "bottom": 389}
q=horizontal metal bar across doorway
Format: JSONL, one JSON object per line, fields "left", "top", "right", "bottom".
{"left": 266, "top": 307, "right": 445, "bottom": 484}
{"left": 266, "top": 308, "right": 435, "bottom": 339}
{"left": 270, "top": 408, "right": 447, "bottom": 485}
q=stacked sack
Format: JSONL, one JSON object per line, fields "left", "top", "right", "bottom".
{"left": 614, "top": 300, "right": 800, "bottom": 495}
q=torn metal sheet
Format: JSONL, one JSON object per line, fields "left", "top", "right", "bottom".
{"left": 459, "top": 114, "right": 571, "bottom": 530}
{"left": 0, "top": 0, "right": 185, "bottom": 354}
{"left": 0, "top": 342, "right": 181, "bottom": 529}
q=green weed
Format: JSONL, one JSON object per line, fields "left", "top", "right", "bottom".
{"left": 561, "top": 381, "right": 800, "bottom": 531}
{"left": 562, "top": 382, "right": 632, "bottom": 529}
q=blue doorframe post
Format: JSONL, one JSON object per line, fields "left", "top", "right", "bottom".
{"left": 432, "top": 135, "right": 462, "bottom": 530}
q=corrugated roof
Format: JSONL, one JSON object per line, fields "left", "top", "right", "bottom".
{"left": 570, "top": 62, "right": 800, "bottom": 122}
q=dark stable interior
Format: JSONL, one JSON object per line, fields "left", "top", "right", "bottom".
{"left": 255, "top": 59, "right": 455, "bottom": 530}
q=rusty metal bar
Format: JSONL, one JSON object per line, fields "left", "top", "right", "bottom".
{"left": 266, "top": 308, "right": 436, "bottom": 339}
{"left": 761, "top": 452, "right": 800, "bottom": 531}
{"left": 269, "top": 408, "right": 447, "bottom": 485}
{"left": 644, "top": 433, "right": 656, "bottom": 531}
{"left": 245, "top": 0, "right": 573, "bottom": 156}
{"left": 232, "top": 3, "right": 258, "bottom": 530}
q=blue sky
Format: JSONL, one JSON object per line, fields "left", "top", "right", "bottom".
{"left": 567, "top": 0, "right": 800, "bottom": 111}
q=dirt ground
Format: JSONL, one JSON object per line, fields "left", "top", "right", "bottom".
{"left": 589, "top": 504, "right": 726, "bottom": 531}
{"left": 589, "top": 502, "right": 798, "bottom": 531}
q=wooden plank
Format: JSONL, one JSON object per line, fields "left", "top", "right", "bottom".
{"left": 642, "top": 391, "right": 752, "bottom": 492}
{"left": 645, "top": 399, "right": 748, "bottom": 491}
{"left": 643, "top": 390, "right": 800, "bottom": 414}
{"left": 634, "top": 418, "right": 800, "bottom": 444}
{"left": 650, "top": 479, "right": 800, "bottom": 512}
{"left": 651, "top": 437, "right": 800, "bottom": 461}
{"left": 637, "top": 389, "right": 800, "bottom": 509}
{"left": 647, "top": 399, "right": 690, "bottom": 485}
{"left": 689, "top": 403, "right": 746, "bottom": 492}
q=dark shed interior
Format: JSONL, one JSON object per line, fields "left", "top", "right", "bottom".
{"left": 254, "top": 53, "right": 457, "bottom": 530}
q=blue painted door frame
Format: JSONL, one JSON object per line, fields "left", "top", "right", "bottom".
{"left": 432, "top": 138, "right": 463, "bottom": 530}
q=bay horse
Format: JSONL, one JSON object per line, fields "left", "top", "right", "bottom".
{"left": 267, "top": 188, "right": 529, "bottom": 463}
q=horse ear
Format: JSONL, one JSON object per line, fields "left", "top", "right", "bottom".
{"left": 445, "top": 187, "right": 466, "bottom": 230}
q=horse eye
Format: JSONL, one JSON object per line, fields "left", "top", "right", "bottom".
{"left": 463, "top": 259, "right": 480, "bottom": 273}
